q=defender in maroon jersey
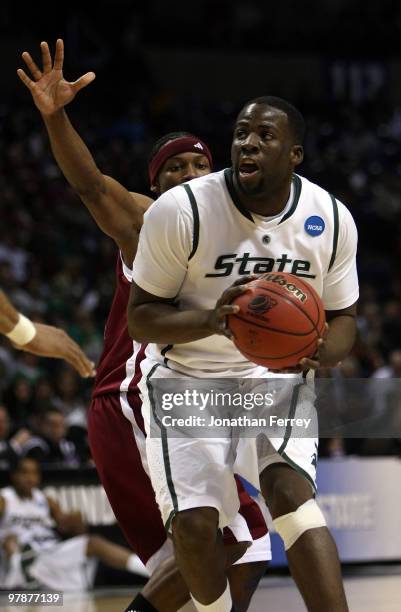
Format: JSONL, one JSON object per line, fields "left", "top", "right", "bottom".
{"left": 19, "top": 39, "right": 270, "bottom": 612}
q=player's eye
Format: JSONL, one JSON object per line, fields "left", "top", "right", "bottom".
{"left": 262, "top": 131, "right": 273, "bottom": 141}
{"left": 196, "top": 163, "right": 208, "bottom": 170}
{"left": 235, "top": 129, "right": 247, "bottom": 139}
{"left": 169, "top": 164, "right": 183, "bottom": 172}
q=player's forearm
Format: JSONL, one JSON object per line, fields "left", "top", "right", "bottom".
{"left": 0, "top": 290, "right": 19, "bottom": 334}
{"left": 321, "top": 314, "right": 357, "bottom": 366}
{"left": 0, "top": 290, "right": 38, "bottom": 345}
{"left": 128, "top": 303, "right": 214, "bottom": 344}
{"left": 43, "top": 109, "right": 105, "bottom": 197}
{"left": 42, "top": 110, "right": 143, "bottom": 250}
{"left": 58, "top": 512, "right": 87, "bottom": 535}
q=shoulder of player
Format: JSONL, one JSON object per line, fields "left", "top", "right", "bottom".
{"left": 143, "top": 182, "right": 197, "bottom": 220}
{"left": 145, "top": 185, "right": 187, "bottom": 215}
{"left": 298, "top": 174, "right": 355, "bottom": 222}
{"left": 143, "top": 171, "right": 225, "bottom": 226}
{"left": 179, "top": 170, "right": 228, "bottom": 213}
{"left": 185, "top": 169, "right": 225, "bottom": 195}
{"left": 0, "top": 486, "right": 13, "bottom": 502}
{"left": 0, "top": 487, "right": 14, "bottom": 514}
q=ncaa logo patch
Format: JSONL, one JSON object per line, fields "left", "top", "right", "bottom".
{"left": 304, "top": 216, "right": 325, "bottom": 237}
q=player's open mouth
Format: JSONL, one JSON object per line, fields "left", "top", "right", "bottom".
{"left": 239, "top": 160, "right": 260, "bottom": 178}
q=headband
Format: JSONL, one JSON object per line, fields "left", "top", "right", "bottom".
{"left": 149, "top": 136, "right": 213, "bottom": 185}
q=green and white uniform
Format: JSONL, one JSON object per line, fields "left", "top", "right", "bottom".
{"left": 133, "top": 169, "right": 358, "bottom": 528}
{"left": 0, "top": 487, "right": 95, "bottom": 590}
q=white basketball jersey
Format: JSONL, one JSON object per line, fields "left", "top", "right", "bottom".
{"left": 132, "top": 169, "right": 358, "bottom": 375}
{"left": 0, "top": 487, "right": 59, "bottom": 552}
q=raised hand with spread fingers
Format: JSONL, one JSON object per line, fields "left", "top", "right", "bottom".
{"left": 17, "top": 39, "right": 150, "bottom": 266}
{"left": 17, "top": 39, "right": 95, "bottom": 116}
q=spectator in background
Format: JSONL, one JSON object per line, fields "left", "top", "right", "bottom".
{"left": 373, "top": 349, "right": 401, "bottom": 382}
{"left": 369, "top": 350, "right": 401, "bottom": 427}
{"left": 0, "top": 457, "right": 148, "bottom": 590}
{"left": 53, "top": 369, "right": 88, "bottom": 429}
{"left": 0, "top": 405, "right": 32, "bottom": 468}
{"left": 22, "top": 409, "right": 81, "bottom": 467}
{"left": 12, "top": 353, "right": 44, "bottom": 385}
{"left": 32, "top": 378, "right": 56, "bottom": 415}
{"left": 3, "top": 378, "right": 34, "bottom": 429}
{"left": 53, "top": 370, "right": 89, "bottom": 460}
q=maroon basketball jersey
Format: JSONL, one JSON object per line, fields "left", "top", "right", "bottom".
{"left": 92, "top": 253, "right": 145, "bottom": 398}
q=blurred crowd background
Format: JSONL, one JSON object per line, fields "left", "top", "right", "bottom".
{"left": 1, "top": 0, "right": 401, "bottom": 468}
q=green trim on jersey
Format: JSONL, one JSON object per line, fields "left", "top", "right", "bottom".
{"left": 224, "top": 168, "right": 254, "bottom": 222}
{"left": 279, "top": 174, "right": 302, "bottom": 224}
{"left": 163, "top": 182, "right": 200, "bottom": 368}
{"left": 161, "top": 344, "right": 173, "bottom": 367}
{"left": 277, "top": 381, "right": 305, "bottom": 455}
{"left": 328, "top": 194, "right": 339, "bottom": 272}
{"left": 182, "top": 183, "right": 200, "bottom": 260}
{"left": 165, "top": 509, "right": 176, "bottom": 532}
{"left": 224, "top": 168, "right": 302, "bottom": 224}
{"left": 146, "top": 363, "right": 179, "bottom": 524}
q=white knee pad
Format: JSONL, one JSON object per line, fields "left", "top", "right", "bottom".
{"left": 273, "top": 499, "right": 326, "bottom": 551}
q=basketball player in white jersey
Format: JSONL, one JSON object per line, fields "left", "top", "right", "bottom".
{"left": 0, "top": 457, "right": 151, "bottom": 590}
{"left": 0, "top": 289, "right": 95, "bottom": 377}
{"left": 17, "top": 40, "right": 271, "bottom": 612}
{"left": 128, "top": 97, "right": 358, "bottom": 611}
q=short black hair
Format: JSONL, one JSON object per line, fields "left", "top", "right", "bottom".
{"left": 240, "top": 96, "right": 305, "bottom": 144}
{"left": 9, "top": 456, "right": 39, "bottom": 475}
{"left": 148, "top": 131, "right": 196, "bottom": 165}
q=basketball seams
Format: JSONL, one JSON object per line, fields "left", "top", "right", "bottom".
{"left": 285, "top": 275, "right": 323, "bottom": 331}
{"left": 231, "top": 313, "right": 314, "bottom": 337}
{"left": 241, "top": 333, "right": 320, "bottom": 362}
{"left": 249, "top": 283, "right": 321, "bottom": 335}
{"left": 228, "top": 274, "right": 326, "bottom": 368}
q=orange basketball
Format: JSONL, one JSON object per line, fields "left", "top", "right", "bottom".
{"left": 228, "top": 273, "right": 326, "bottom": 369}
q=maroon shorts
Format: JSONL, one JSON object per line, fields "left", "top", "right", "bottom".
{"left": 88, "top": 392, "right": 268, "bottom": 566}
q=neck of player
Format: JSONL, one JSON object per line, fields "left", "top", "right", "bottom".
{"left": 232, "top": 173, "right": 292, "bottom": 216}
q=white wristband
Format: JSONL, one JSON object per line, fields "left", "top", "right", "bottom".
{"left": 6, "top": 314, "right": 37, "bottom": 345}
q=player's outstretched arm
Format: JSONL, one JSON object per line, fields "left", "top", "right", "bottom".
{"left": 17, "top": 39, "right": 151, "bottom": 265}
{"left": 21, "top": 324, "right": 96, "bottom": 378}
{"left": 1, "top": 290, "right": 95, "bottom": 377}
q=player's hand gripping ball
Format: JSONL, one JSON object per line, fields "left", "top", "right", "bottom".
{"left": 228, "top": 273, "right": 326, "bottom": 369}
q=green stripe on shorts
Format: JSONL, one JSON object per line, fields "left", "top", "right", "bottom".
{"left": 277, "top": 381, "right": 305, "bottom": 455}
{"left": 146, "top": 364, "right": 179, "bottom": 526}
